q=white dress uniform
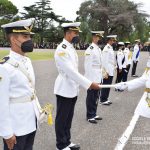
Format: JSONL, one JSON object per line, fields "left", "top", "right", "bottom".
{"left": 123, "top": 47, "right": 132, "bottom": 81}
{"left": 0, "top": 50, "right": 36, "bottom": 139}
{"left": 102, "top": 43, "right": 115, "bottom": 76}
{"left": 132, "top": 44, "right": 140, "bottom": 62}
{"left": 54, "top": 37, "right": 92, "bottom": 149}
{"left": 115, "top": 49, "right": 125, "bottom": 85}
{"left": 84, "top": 42, "right": 103, "bottom": 83}
{"left": 124, "top": 47, "right": 132, "bottom": 66}
{"left": 116, "top": 49, "right": 124, "bottom": 70}
{"left": 100, "top": 35, "right": 117, "bottom": 104}
{"left": 116, "top": 58, "right": 150, "bottom": 118}
{"left": 125, "top": 68, "right": 150, "bottom": 118}
{"left": 84, "top": 41, "right": 102, "bottom": 121}
{"left": 131, "top": 43, "right": 140, "bottom": 76}
{"left": 54, "top": 38, "right": 92, "bottom": 97}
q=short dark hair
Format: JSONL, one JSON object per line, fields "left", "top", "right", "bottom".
{"left": 64, "top": 28, "right": 71, "bottom": 35}
{"left": 6, "top": 33, "right": 18, "bottom": 44}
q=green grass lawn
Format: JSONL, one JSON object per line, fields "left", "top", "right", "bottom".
{"left": 0, "top": 50, "right": 54, "bottom": 61}
{"left": 27, "top": 51, "right": 54, "bottom": 60}
{"left": 0, "top": 50, "right": 84, "bottom": 61}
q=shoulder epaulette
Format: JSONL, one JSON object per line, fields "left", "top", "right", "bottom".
{"left": 62, "top": 44, "right": 67, "bottom": 49}
{"left": 0, "top": 56, "right": 9, "bottom": 64}
{"left": 90, "top": 46, "right": 94, "bottom": 50}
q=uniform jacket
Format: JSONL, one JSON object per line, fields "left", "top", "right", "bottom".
{"left": 102, "top": 43, "right": 115, "bottom": 76}
{"left": 124, "top": 48, "right": 132, "bottom": 65}
{"left": 54, "top": 39, "right": 92, "bottom": 98}
{"left": 0, "top": 50, "right": 36, "bottom": 139}
{"left": 116, "top": 49, "right": 125, "bottom": 69}
{"left": 132, "top": 44, "right": 140, "bottom": 62}
{"left": 84, "top": 43, "right": 102, "bottom": 83}
{"left": 126, "top": 64, "right": 150, "bottom": 118}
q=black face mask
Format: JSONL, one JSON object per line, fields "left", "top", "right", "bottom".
{"left": 112, "top": 43, "right": 117, "bottom": 49}
{"left": 21, "top": 40, "right": 34, "bottom": 53}
{"left": 71, "top": 36, "right": 80, "bottom": 44}
{"left": 98, "top": 39, "right": 102, "bottom": 45}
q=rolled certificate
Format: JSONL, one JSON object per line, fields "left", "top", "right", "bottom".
{"left": 99, "top": 84, "right": 118, "bottom": 88}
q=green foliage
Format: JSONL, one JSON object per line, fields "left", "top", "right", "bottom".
{"left": 0, "top": 0, "right": 18, "bottom": 18}
{"left": 0, "top": 0, "right": 18, "bottom": 42}
{"left": 21, "top": 0, "right": 67, "bottom": 45}
{"left": 77, "top": 0, "right": 150, "bottom": 43}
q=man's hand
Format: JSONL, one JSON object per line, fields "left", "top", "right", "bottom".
{"left": 89, "top": 82, "right": 101, "bottom": 90}
{"left": 115, "top": 82, "right": 128, "bottom": 91}
{"left": 104, "top": 74, "right": 109, "bottom": 79}
{"left": 5, "top": 135, "right": 17, "bottom": 150}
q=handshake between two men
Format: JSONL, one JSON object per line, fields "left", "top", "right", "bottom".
{"left": 89, "top": 82, "right": 128, "bottom": 91}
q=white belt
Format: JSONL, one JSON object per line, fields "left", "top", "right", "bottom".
{"left": 10, "top": 95, "right": 35, "bottom": 104}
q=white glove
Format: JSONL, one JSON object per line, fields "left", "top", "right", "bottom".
{"left": 115, "top": 82, "right": 128, "bottom": 90}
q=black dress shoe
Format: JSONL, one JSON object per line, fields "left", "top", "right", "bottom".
{"left": 69, "top": 143, "right": 80, "bottom": 150}
{"left": 99, "top": 101, "right": 111, "bottom": 105}
{"left": 132, "top": 75, "right": 138, "bottom": 77}
{"left": 94, "top": 116, "right": 102, "bottom": 120}
{"left": 107, "top": 100, "right": 112, "bottom": 104}
{"left": 87, "top": 118, "right": 97, "bottom": 124}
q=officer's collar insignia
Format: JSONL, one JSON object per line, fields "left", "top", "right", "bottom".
{"left": 0, "top": 56, "right": 10, "bottom": 64}
{"left": 90, "top": 46, "right": 94, "bottom": 49}
{"left": 62, "top": 44, "right": 67, "bottom": 49}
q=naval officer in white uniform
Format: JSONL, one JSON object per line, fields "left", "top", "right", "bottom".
{"left": 84, "top": 31, "right": 104, "bottom": 123}
{"left": 117, "top": 58, "right": 150, "bottom": 119}
{"left": 100, "top": 35, "right": 117, "bottom": 105}
{"left": 131, "top": 39, "right": 141, "bottom": 77}
{"left": 115, "top": 42, "right": 125, "bottom": 90}
{"left": 0, "top": 19, "right": 38, "bottom": 150}
{"left": 123, "top": 41, "right": 132, "bottom": 82}
{"left": 54, "top": 22, "right": 101, "bottom": 150}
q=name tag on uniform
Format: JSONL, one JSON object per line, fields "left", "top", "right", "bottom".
{"left": 58, "top": 52, "right": 66, "bottom": 56}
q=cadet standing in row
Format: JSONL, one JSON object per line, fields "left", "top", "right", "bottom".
{"left": 115, "top": 42, "right": 125, "bottom": 91}
{"left": 100, "top": 35, "right": 117, "bottom": 105}
{"left": 123, "top": 41, "right": 132, "bottom": 82}
{"left": 131, "top": 39, "right": 141, "bottom": 77}
{"left": 0, "top": 19, "right": 38, "bottom": 150}
{"left": 84, "top": 31, "right": 104, "bottom": 124}
{"left": 54, "top": 22, "right": 101, "bottom": 150}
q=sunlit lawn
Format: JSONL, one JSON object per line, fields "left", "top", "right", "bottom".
{"left": 0, "top": 50, "right": 54, "bottom": 61}
{"left": 0, "top": 49, "right": 84, "bottom": 61}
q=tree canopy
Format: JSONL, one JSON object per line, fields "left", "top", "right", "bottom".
{"left": 77, "top": 0, "right": 150, "bottom": 42}
{"left": 0, "top": 0, "right": 150, "bottom": 45}
{"left": 21, "top": 0, "right": 69, "bottom": 45}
